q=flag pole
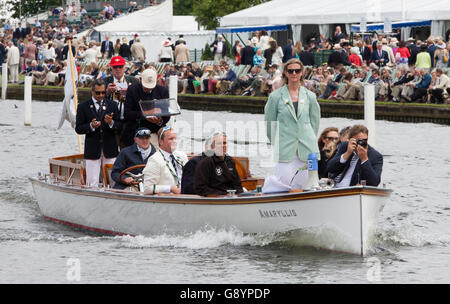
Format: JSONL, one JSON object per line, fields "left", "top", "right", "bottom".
{"left": 67, "top": 36, "right": 82, "bottom": 154}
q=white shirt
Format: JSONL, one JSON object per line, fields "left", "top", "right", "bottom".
{"left": 159, "top": 149, "right": 182, "bottom": 193}
{"left": 336, "top": 152, "right": 368, "bottom": 188}
{"left": 90, "top": 97, "right": 114, "bottom": 131}
{"left": 112, "top": 76, "right": 128, "bottom": 120}
{"left": 217, "top": 41, "right": 223, "bottom": 54}
{"left": 336, "top": 153, "right": 358, "bottom": 188}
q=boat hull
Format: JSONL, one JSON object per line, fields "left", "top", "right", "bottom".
{"left": 30, "top": 177, "right": 390, "bottom": 255}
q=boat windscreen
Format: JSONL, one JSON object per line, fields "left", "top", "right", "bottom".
{"left": 139, "top": 98, "right": 181, "bottom": 118}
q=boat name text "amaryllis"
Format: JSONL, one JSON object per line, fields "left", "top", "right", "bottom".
{"left": 258, "top": 209, "right": 297, "bottom": 218}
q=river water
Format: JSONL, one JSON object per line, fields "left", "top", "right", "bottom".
{"left": 0, "top": 99, "right": 449, "bottom": 284}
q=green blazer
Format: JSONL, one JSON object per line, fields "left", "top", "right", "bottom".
{"left": 264, "top": 85, "right": 321, "bottom": 163}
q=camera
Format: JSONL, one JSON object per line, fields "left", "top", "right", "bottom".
{"left": 357, "top": 139, "right": 368, "bottom": 148}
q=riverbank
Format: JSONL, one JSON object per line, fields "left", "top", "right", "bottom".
{"left": 2, "top": 84, "right": 450, "bottom": 125}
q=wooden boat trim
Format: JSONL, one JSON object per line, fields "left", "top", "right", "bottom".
{"left": 30, "top": 177, "right": 392, "bottom": 205}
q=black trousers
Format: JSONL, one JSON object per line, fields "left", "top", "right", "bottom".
{"left": 431, "top": 88, "right": 444, "bottom": 104}
{"left": 411, "top": 88, "right": 428, "bottom": 102}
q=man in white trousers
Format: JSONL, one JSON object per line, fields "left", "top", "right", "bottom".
{"left": 6, "top": 41, "right": 20, "bottom": 83}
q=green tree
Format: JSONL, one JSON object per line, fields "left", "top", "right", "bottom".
{"left": 194, "top": 0, "right": 271, "bottom": 30}
{"left": 173, "top": 0, "right": 194, "bottom": 16}
{"left": 6, "top": 0, "right": 61, "bottom": 19}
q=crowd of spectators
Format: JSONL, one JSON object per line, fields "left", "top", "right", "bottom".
{"left": 1, "top": 11, "right": 450, "bottom": 104}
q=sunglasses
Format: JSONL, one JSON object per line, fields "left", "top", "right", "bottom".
{"left": 135, "top": 129, "right": 151, "bottom": 137}
{"left": 287, "top": 69, "right": 302, "bottom": 74}
{"left": 112, "top": 65, "right": 124, "bottom": 69}
{"left": 325, "top": 136, "right": 339, "bottom": 141}
{"left": 159, "top": 125, "right": 171, "bottom": 139}
{"left": 94, "top": 91, "right": 106, "bottom": 95}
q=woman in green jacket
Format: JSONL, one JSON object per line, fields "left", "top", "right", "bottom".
{"left": 264, "top": 58, "right": 321, "bottom": 189}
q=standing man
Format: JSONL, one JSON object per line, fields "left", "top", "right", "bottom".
{"left": 75, "top": 79, "right": 122, "bottom": 187}
{"left": 130, "top": 38, "right": 146, "bottom": 61}
{"left": 210, "top": 34, "right": 227, "bottom": 62}
{"left": 123, "top": 68, "right": 170, "bottom": 147}
{"left": 282, "top": 39, "right": 295, "bottom": 63}
{"left": 174, "top": 38, "right": 189, "bottom": 64}
{"left": 104, "top": 55, "right": 139, "bottom": 147}
{"left": 327, "top": 124, "right": 383, "bottom": 187}
{"left": 101, "top": 35, "right": 114, "bottom": 59}
{"left": 143, "top": 127, "right": 188, "bottom": 194}
{"left": 6, "top": 41, "right": 20, "bottom": 83}
{"left": 370, "top": 42, "right": 389, "bottom": 67}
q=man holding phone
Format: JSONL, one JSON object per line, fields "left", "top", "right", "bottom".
{"left": 326, "top": 124, "right": 383, "bottom": 187}
{"left": 75, "top": 79, "right": 122, "bottom": 187}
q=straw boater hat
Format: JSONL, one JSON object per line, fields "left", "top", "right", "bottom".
{"left": 390, "top": 37, "right": 398, "bottom": 45}
{"left": 333, "top": 43, "right": 342, "bottom": 49}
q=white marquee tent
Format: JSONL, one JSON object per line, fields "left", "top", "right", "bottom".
{"left": 92, "top": 0, "right": 215, "bottom": 62}
{"left": 219, "top": 0, "right": 450, "bottom": 42}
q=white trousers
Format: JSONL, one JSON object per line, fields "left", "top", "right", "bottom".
{"left": 275, "top": 156, "right": 308, "bottom": 190}
{"left": 85, "top": 153, "right": 115, "bottom": 187}
{"left": 9, "top": 64, "right": 19, "bottom": 83}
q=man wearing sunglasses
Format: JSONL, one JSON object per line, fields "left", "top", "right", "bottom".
{"left": 143, "top": 126, "right": 188, "bottom": 194}
{"left": 326, "top": 124, "right": 383, "bottom": 187}
{"left": 111, "top": 127, "right": 156, "bottom": 190}
{"left": 75, "top": 79, "right": 122, "bottom": 187}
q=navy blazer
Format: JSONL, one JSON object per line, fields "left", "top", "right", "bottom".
{"left": 111, "top": 142, "right": 155, "bottom": 189}
{"left": 75, "top": 98, "right": 122, "bottom": 160}
{"left": 370, "top": 49, "right": 389, "bottom": 66}
{"left": 326, "top": 141, "right": 383, "bottom": 187}
{"left": 181, "top": 153, "right": 208, "bottom": 195}
{"left": 122, "top": 83, "right": 170, "bottom": 147}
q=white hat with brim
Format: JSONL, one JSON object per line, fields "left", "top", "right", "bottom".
{"left": 141, "top": 69, "right": 157, "bottom": 89}
{"left": 334, "top": 44, "right": 342, "bottom": 49}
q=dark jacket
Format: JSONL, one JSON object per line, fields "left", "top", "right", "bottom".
{"left": 111, "top": 142, "right": 156, "bottom": 189}
{"left": 194, "top": 154, "right": 243, "bottom": 196}
{"left": 75, "top": 98, "right": 122, "bottom": 160}
{"left": 104, "top": 75, "right": 139, "bottom": 100}
{"left": 370, "top": 49, "right": 389, "bottom": 66}
{"left": 326, "top": 141, "right": 383, "bottom": 187}
{"left": 210, "top": 39, "right": 227, "bottom": 56}
{"left": 282, "top": 43, "right": 295, "bottom": 63}
{"left": 101, "top": 40, "right": 114, "bottom": 58}
{"left": 123, "top": 83, "right": 170, "bottom": 147}
{"left": 181, "top": 153, "right": 208, "bottom": 194}
{"left": 360, "top": 46, "right": 372, "bottom": 63}
{"left": 299, "top": 50, "right": 315, "bottom": 66}
{"left": 119, "top": 43, "right": 132, "bottom": 59}
{"left": 240, "top": 46, "right": 255, "bottom": 66}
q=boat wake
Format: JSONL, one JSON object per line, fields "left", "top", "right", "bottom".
{"left": 116, "top": 227, "right": 279, "bottom": 250}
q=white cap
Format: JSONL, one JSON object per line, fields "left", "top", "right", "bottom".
{"left": 141, "top": 68, "right": 157, "bottom": 89}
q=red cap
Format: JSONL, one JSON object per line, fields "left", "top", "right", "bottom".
{"left": 110, "top": 56, "right": 126, "bottom": 67}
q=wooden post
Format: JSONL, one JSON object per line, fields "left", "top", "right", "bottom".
{"left": 364, "top": 84, "right": 376, "bottom": 147}
{"left": 1, "top": 63, "right": 7, "bottom": 100}
{"left": 24, "top": 76, "right": 32, "bottom": 126}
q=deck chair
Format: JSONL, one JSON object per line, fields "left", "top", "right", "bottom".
{"left": 102, "top": 163, "right": 115, "bottom": 188}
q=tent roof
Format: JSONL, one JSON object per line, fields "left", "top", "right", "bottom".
{"left": 94, "top": 0, "right": 212, "bottom": 35}
{"left": 220, "top": 0, "right": 450, "bottom": 27}
{"left": 94, "top": 0, "right": 173, "bottom": 32}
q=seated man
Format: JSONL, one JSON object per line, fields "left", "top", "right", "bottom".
{"left": 180, "top": 134, "right": 215, "bottom": 195}
{"left": 411, "top": 69, "right": 432, "bottom": 103}
{"left": 194, "top": 132, "right": 244, "bottom": 196}
{"left": 143, "top": 126, "right": 188, "bottom": 194}
{"left": 326, "top": 124, "right": 383, "bottom": 187}
{"left": 111, "top": 127, "right": 156, "bottom": 190}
